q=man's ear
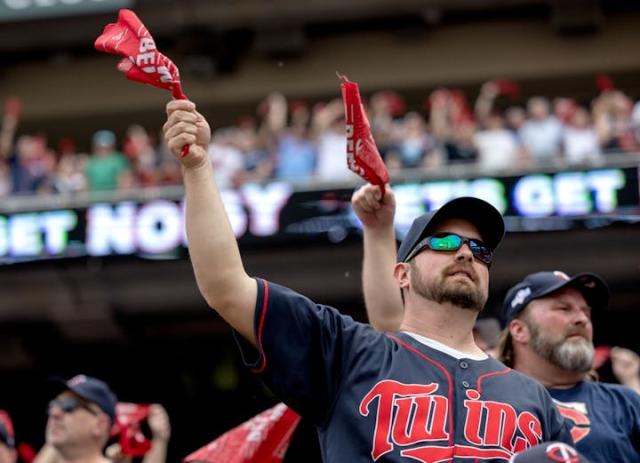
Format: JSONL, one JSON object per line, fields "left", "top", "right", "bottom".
{"left": 509, "top": 318, "right": 530, "bottom": 344}
{"left": 394, "top": 262, "right": 410, "bottom": 290}
{"left": 92, "top": 413, "right": 112, "bottom": 441}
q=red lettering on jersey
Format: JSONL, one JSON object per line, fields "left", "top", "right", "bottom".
{"left": 517, "top": 411, "right": 543, "bottom": 448}
{"left": 483, "top": 401, "right": 518, "bottom": 449}
{"left": 554, "top": 402, "right": 591, "bottom": 443}
{"left": 463, "top": 389, "right": 484, "bottom": 445}
{"left": 361, "top": 381, "right": 544, "bottom": 461}
{"left": 359, "top": 381, "right": 444, "bottom": 460}
{"left": 392, "top": 396, "right": 449, "bottom": 445}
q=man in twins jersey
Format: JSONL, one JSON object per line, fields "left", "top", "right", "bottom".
{"left": 163, "top": 100, "right": 571, "bottom": 462}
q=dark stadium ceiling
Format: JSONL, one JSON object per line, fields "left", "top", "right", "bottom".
{"left": 0, "top": 0, "right": 625, "bottom": 54}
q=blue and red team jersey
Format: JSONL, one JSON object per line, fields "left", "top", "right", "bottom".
{"left": 549, "top": 381, "right": 640, "bottom": 463}
{"left": 236, "top": 279, "right": 573, "bottom": 462}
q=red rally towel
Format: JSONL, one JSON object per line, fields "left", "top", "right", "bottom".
{"left": 338, "top": 74, "right": 389, "bottom": 188}
{"left": 183, "top": 403, "right": 301, "bottom": 463}
{"left": 94, "top": 9, "right": 185, "bottom": 98}
{"left": 95, "top": 9, "right": 190, "bottom": 156}
{"left": 112, "top": 403, "right": 152, "bottom": 457}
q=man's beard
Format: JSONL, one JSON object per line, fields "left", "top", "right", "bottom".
{"left": 409, "top": 261, "right": 486, "bottom": 312}
{"left": 526, "top": 320, "right": 594, "bottom": 373}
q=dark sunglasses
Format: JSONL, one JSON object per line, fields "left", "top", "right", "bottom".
{"left": 48, "top": 396, "right": 98, "bottom": 416}
{"left": 404, "top": 232, "right": 493, "bottom": 265}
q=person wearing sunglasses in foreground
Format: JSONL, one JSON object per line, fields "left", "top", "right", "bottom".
{"left": 34, "top": 375, "right": 171, "bottom": 463}
{"left": 35, "top": 375, "right": 117, "bottom": 463}
{"left": 352, "top": 183, "right": 640, "bottom": 462}
{"left": 163, "top": 99, "right": 571, "bottom": 462}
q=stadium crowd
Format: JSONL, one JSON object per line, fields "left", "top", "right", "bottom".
{"left": 2, "top": 79, "right": 640, "bottom": 198}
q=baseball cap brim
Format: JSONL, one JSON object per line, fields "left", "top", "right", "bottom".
{"left": 397, "top": 197, "right": 505, "bottom": 262}
{"left": 534, "top": 272, "right": 609, "bottom": 312}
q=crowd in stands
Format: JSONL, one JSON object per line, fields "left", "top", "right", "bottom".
{"left": 2, "top": 78, "right": 640, "bottom": 198}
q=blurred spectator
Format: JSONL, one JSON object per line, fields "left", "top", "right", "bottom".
{"left": 474, "top": 113, "right": 523, "bottom": 171}
{"left": 0, "top": 411, "right": 16, "bottom": 463}
{"left": 314, "top": 99, "right": 358, "bottom": 183}
{"left": 505, "top": 106, "right": 526, "bottom": 134}
{"left": 36, "top": 375, "right": 117, "bottom": 463}
{"left": 85, "top": 130, "right": 131, "bottom": 192}
{"left": 123, "top": 125, "right": 158, "bottom": 187}
{"left": 208, "top": 128, "right": 245, "bottom": 190}
{"left": 53, "top": 139, "right": 87, "bottom": 195}
{"left": 562, "top": 107, "right": 602, "bottom": 165}
{"left": 385, "top": 112, "right": 436, "bottom": 169}
{"left": 263, "top": 93, "right": 315, "bottom": 182}
{"left": 34, "top": 375, "right": 170, "bottom": 463}
{"left": 9, "top": 135, "right": 55, "bottom": 195}
{"left": 593, "top": 90, "right": 639, "bottom": 153}
{"left": 430, "top": 88, "right": 476, "bottom": 165}
{"left": 474, "top": 81, "right": 525, "bottom": 170}
{"left": 519, "top": 96, "right": 563, "bottom": 163}
{"left": 610, "top": 346, "right": 640, "bottom": 395}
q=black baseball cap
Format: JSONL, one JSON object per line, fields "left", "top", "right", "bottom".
{"left": 53, "top": 375, "right": 117, "bottom": 421}
{"left": 510, "top": 442, "right": 590, "bottom": 462}
{"left": 396, "top": 197, "right": 505, "bottom": 263}
{"left": 503, "top": 271, "right": 609, "bottom": 323}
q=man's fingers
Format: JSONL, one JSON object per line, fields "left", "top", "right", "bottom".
{"left": 363, "top": 189, "right": 382, "bottom": 210}
{"left": 164, "top": 120, "right": 198, "bottom": 139}
{"left": 166, "top": 99, "right": 196, "bottom": 115}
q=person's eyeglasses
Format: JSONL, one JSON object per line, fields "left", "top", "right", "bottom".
{"left": 404, "top": 233, "right": 493, "bottom": 265}
{"left": 48, "top": 397, "right": 98, "bottom": 416}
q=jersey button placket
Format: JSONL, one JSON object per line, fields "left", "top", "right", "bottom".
{"left": 462, "top": 380, "right": 470, "bottom": 388}
{"left": 460, "top": 361, "right": 469, "bottom": 369}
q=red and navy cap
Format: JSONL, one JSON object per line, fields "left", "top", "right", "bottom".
{"left": 53, "top": 375, "right": 117, "bottom": 421}
{"left": 510, "top": 442, "right": 590, "bottom": 462}
{"left": 0, "top": 410, "right": 15, "bottom": 449}
{"left": 396, "top": 197, "right": 505, "bottom": 263}
{"left": 503, "top": 271, "right": 609, "bottom": 323}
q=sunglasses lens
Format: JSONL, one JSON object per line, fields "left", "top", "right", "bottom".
{"left": 429, "top": 234, "right": 462, "bottom": 251}
{"left": 470, "top": 241, "right": 492, "bottom": 264}
{"left": 49, "top": 397, "right": 79, "bottom": 414}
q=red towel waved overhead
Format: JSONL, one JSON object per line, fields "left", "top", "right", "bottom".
{"left": 183, "top": 403, "right": 301, "bottom": 463}
{"left": 95, "top": 9, "right": 185, "bottom": 99}
{"left": 95, "top": 9, "right": 189, "bottom": 156}
{"left": 339, "top": 74, "right": 389, "bottom": 188}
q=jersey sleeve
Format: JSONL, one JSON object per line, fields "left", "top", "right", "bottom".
{"left": 234, "top": 278, "right": 377, "bottom": 425}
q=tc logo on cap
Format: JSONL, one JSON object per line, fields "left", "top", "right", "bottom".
{"left": 546, "top": 442, "right": 580, "bottom": 462}
{"left": 511, "top": 287, "right": 531, "bottom": 308}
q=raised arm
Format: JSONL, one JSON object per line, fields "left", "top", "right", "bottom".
{"left": 141, "top": 404, "right": 171, "bottom": 463}
{"left": 163, "top": 100, "right": 257, "bottom": 344}
{"left": 352, "top": 184, "right": 403, "bottom": 331}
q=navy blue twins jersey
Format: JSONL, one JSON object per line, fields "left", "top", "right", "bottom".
{"left": 549, "top": 381, "right": 640, "bottom": 463}
{"left": 235, "top": 279, "right": 572, "bottom": 462}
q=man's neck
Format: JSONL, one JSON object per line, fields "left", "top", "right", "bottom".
{"left": 513, "top": 348, "right": 585, "bottom": 389}
{"left": 400, "top": 298, "right": 483, "bottom": 356}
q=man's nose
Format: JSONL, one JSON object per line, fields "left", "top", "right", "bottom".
{"left": 454, "top": 242, "right": 474, "bottom": 262}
